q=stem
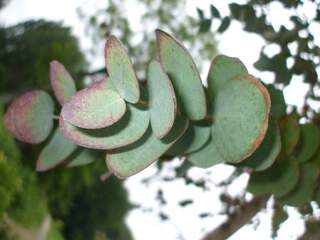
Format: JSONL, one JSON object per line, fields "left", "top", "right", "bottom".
{"left": 52, "top": 115, "right": 59, "bottom": 120}
{"left": 100, "top": 171, "right": 112, "bottom": 182}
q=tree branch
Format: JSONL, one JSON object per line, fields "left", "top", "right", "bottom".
{"left": 202, "top": 194, "right": 270, "bottom": 240}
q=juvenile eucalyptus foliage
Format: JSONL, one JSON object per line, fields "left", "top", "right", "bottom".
{"left": 5, "top": 29, "right": 319, "bottom": 208}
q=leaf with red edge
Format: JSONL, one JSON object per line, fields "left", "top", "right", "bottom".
{"left": 212, "top": 73, "right": 270, "bottom": 163}
{"left": 4, "top": 90, "right": 54, "bottom": 143}
{"left": 50, "top": 60, "right": 76, "bottom": 105}
{"left": 61, "top": 83, "right": 126, "bottom": 129}
{"left": 105, "top": 36, "right": 140, "bottom": 103}
{"left": 60, "top": 104, "right": 149, "bottom": 150}
{"left": 156, "top": 29, "right": 207, "bottom": 120}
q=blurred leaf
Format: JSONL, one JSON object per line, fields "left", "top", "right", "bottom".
{"left": 199, "top": 19, "right": 212, "bottom": 33}
{"left": 37, "top": 128, "right": 77, "bottom": 172}
{"left": 66, "top": 149, "right": 98, "bottom": 168}
{"left": 278, "top": 162, "right": 319, "bottom": 207}
{"left": 156, "top": 29, "right": 207, "bottom": 120}
{"left": 196, "top": 8, "right": 205, "bottom": 20}
{"left": 265, "top": 85, "right": 286, "bottom": 118}
{"left": 212, "top": 74, "right": 270, "bottom": 163}
{"left": 210, "top": 4, "right": 220, "bottom": 18}
{"left": 237, "top": 118, "right": 281, "bottom": 171}
{"left": 50, "top": 60, "right": 77, "bottom": 105}
{"left": 294, "top": 123, "right": 320, "bottom": 163}
{"left": 217, "top": 17, "right": 231, "bottom": 33}
{"left": 4, "top": 90, "right": 54, "bottom": 144}
{"left": 279, "top": 114, "right": 300, "bottom": 155}
{"left": 148, "top": 60, "right": 177, "bottom": 139}
{"left": 105, "top": 36, "right": 140, "bottom": 103}
{"left": 179, "top": 199, "right": 193, "bottom": 207}
{"left": 247, "top": 157, "right": 300, "bottom": 197}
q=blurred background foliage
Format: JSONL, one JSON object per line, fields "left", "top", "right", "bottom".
{"left": 1, "top": 0, "right": 320, "bottom": 239}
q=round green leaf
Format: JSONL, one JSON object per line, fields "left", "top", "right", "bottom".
{"left": 237, "top": 118, "right": 281, "bottom": 171}
{"left": 36, "top": 128, "right": 77, "bottom": 172}
{"left": 50, "top": 60, "right": 76, "bottom": 105}
{"left": 207, "top": 54, "right": 248, "bottom": 99}
{"left": 4, "top": 90, "right": 54, "bottom": 143}
{"left": 279, "top": 113, "right": 300, "bottom": 155}
{"left": 156, "top": 29, "right": 207, "bottom": 120}
{"left": 212, "top": 74, "right": 270, "bottom": 163}
{"left": 106, "top": 115, "right": 189, "bottom": 178}
{"left": 66, "top": 149, "right": 98, "bottom": 168}
{"left": 247, "top": 158, "right": 300, "bottom": 197}
{"left": 60, "top": 104, "right": 149, "bottom": 150}
{"left": 265, "top": 85, "right": 286, "bottom": 118}
{"left": 148, "top": 60, "right": 177, "bottom": 138}
{"left": 61, "top": 84, "right": 126, "bottom": 129}
{"left": 167, "top": 120, "right": 211, "bottom": 155}
{"left": 105, "top": 36, "right": 140, "bottom": 103}
{"left": 187, "top": 136, "right": 224, "bottom": 168}
{"left": 294, "top": 123, "right": 320, "bottom": 163}
{"left": 278, "top": 162, "right": 319, "bottom": 207}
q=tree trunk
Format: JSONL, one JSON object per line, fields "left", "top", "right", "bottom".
{"left": 202, "top": 195, "right": 269, "bottom": 240}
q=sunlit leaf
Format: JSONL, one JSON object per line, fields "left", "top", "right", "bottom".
{"left": 148, "top": 60, "right": 177, "bottom": 139}
{"left": 247, "top": 157, "right": 300, "bottom": 197}
{"left": 60, "top": 104, "right": 149, "bottom": 150}
{"left": 278, "top": 162, "right": 319, "bottom": 207}
{"left": 188, "top": 137, "right": 224, "bottom": 168}
{"left": 237, "top": 118, "right": 281, "bottom": 171}
{"left": 106, "top": 116, "right": 189, "bottom": 178}
{"left": 212, "top": 74, "right": 270, "bottom": 163}
{"left": 4, "top": 90, "right": 54, "bottom": 143}
{"left": 61, "top": 84, "right": 126, "bottom": 129}
{"left": 50, "top": 60, "right": 76, "bottom": 105}
{"left": 207, "top": 54, "right": 248, "bottom": 99}
{"left": 36, "top": 128, "right": 77, "bottom": 172}
{"left": 156, "top": 29, "right": 207, "bottom": 120}
{"left": 105, "top": 36, "right": 140, "bottom": 103}
{"left": 66, "top": 149, "right": 98, "bottom": 167}
{"left": 294, "top": 123, "right": 320, "bottom": 163}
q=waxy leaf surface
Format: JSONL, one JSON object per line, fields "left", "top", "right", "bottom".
{"left": 167, "top": 120, "right": 211, "bottom": 155}
{"left": 67, "top": 149, "right": 98, "bottom": 167}
{"left": 50, "top": 60, "right": 76, "bottom": 105}
{"left": 107, "top": 116, "right": 189, "bottom": 178}
{"left": 238, "top": 118, "right": 281, "bottom": 171}
{"left": 148, "top": 60, "right": 177, "bottom": 138}
{"left": 207, "top": 55, "right": 247, "bottom": 99}
{"left": 188, "top": 137, "right": 224, "bottom": 168}
{"left": 61, "top": 85, "right": 126, "bottom": 129}
{"left": 4, "top": 90, "right": 54, "bottom": 143}
{"left": 36, "top": 128, "right": 77, "bottom": 171}
{"left": 60, "top": 104, "right": 149, "bottom": 150}
{"left": 156, "top": 30, "right": 206, "bottom": 120}
{"left": 212, "top": 74, "right": 270, "bottom": 163}
{"left": 105, "top": 36, "right": 140, "bottom": 103}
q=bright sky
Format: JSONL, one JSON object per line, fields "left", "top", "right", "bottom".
{"left": 0, "top": 0, "right": 315, "bottom": 239}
